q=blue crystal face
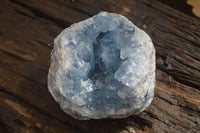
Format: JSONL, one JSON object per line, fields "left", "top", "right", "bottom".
{"left": 48, "top": 12, "right": 155, "bottom": 119}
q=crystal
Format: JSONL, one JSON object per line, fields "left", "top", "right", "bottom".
{"left": 48, "top": 12, "right": 156, "bottom": 120}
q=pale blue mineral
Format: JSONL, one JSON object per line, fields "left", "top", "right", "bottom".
{"left": 48, "top": 12, "right": 155, "bottom": 120}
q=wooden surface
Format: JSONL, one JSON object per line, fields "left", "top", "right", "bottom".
{"left": 0, "top": 0, "right": 200, "bottom": 133}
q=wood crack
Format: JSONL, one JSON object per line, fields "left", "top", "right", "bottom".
{"left": 169, "top": 31, "right": 200, "bottom": 49}
{"left": 157, "top": 64, "right": 200, "bottom": 90}
{"left": 9, "top": 0, "right": 71, "bottom": 28}
{"left": 0, "top": 49, "right": 29, "bottom": 62}
{"left": 0, "top": 88, "right": 89, "bottom": 133}
{"left": 14, "top": 9, "right": 36, "bottom": 19}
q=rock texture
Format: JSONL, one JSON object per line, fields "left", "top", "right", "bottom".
{"left": 48, "top": 12, "right": 155, "bottom": 120}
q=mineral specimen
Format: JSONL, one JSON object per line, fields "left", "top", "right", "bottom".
{"left": 48, "top": 12, "right": 155, "bottom": 120}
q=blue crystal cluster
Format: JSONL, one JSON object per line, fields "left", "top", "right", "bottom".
{"left": 48, "top": 12, "right": 156, "bottom": 119}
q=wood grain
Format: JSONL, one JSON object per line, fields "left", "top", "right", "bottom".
{"left": 0, "top": 0, "right": 199, "bottom": 132}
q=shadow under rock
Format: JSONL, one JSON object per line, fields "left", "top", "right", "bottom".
{"left": 72, "top": 113, "right": 153, "bottom": 133}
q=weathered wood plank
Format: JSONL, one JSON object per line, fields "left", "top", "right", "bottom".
{"left": 0, "top": 0, "right": 200, "bottom": 133}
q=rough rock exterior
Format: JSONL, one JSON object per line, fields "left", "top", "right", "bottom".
{"left": 48, "top": 12, "right": 156, "bottom": 120}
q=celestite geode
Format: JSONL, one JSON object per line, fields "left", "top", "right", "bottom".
{"left": 48, "top": 12, "right": 155, "bottom": 120}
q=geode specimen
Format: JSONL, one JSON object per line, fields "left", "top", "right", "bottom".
{"left": 48, "top": 12, "right": 155, "bottom": 120}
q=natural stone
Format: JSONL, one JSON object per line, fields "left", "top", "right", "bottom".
{"left": 48, "top": 11, "right": 156, "bottom": 120}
